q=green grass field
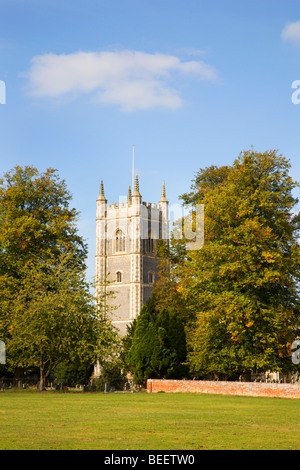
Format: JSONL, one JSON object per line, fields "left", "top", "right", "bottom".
{"left": 0, "top": 390, "right": 300, "bottom": 450}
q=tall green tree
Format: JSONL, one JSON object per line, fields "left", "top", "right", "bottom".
{"left": 8, "top": 252, "right": 119, "bottom": 390}
{"left": 157, "top": 150, "right": 300, "bottom": 379}
{"left": 0, "top": 166, "right": 86, "bottom": 271}
{"left": 0, "top": 166, "right": 118, "bottom": 389}
{"left": 126, "top": 296, "right": 188, "bottom": 384}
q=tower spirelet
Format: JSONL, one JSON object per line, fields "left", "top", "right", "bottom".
{"left": 133, "top": 175, "right": 141, "bottom": 197}
{"left": 159, "top": 181, "right": 167, "bottom": 203}
{"left": 98, "top": 180, "right": 107, "bottom": 203}
{"left": 128, "top": 185, "right": 132, "bottom": 204}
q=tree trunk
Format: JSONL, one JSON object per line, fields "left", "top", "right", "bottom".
{"left": 39, "top": 354, "right": 46, "bottom": 392}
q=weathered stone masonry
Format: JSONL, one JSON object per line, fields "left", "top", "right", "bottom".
{"left": 96, "top": 176, "right": 169, "bottom": 336}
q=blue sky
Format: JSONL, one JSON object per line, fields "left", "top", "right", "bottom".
{"left": 1, "top": 0, "right": 300, "bottom": 281}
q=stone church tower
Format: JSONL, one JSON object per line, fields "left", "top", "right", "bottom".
{"left": 95, "top": 176, "right": 169, "bottom": 335}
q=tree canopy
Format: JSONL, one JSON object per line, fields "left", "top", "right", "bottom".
{"left": 125, "top": 296, "right": 188, "bottom": 384}
{"left": 0, "top": 166, "right": 118, "bottom": 389}
{"left": 155, "top": 149, "right": 300, "bottom": 379}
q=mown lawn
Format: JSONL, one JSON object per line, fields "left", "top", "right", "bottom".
{"left": 0, "top": 389, "right": 299, "bottom": 450}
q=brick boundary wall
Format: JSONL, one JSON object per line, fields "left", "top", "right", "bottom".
{"left": 147, "top": 379, "right": 300, "bottom": 399}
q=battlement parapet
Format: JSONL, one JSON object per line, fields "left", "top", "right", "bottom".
{"left": 97, "top": 201, "right": 167, "bottom": 221}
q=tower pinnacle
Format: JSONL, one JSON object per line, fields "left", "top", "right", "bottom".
{"left": 98, "top": 180, "right": 107, "bottom": 202}
{"left": 133, "top": 175, "right": 141, "bottom": 197}
{"left": 159, "top": 181, "right": 167, "bottom": 203}
{"left": 128, "top": 185, "right": 132, "bottom": 203}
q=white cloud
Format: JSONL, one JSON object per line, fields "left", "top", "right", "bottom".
{"left": 281, "top": 21, "right": 300, "bottom": 45}
{"left": 25, "top": 50, "right": 218, "bottom": 111}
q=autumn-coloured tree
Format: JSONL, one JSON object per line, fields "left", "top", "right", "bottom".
{"left": 0, "top": 166, "right": 118, "bottom": 389}
{"left": 156, "top": 150, "right": 300, "bottom": 379}
{"left": 0, "top": 165, "right": 87, "bottom": 271}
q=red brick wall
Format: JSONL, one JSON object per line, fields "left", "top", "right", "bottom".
{"left": 147, "top": 379, "right": 300, "bottom": 399}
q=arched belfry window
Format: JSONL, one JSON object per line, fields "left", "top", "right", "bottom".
{"left": 116, "top": 271, "right": 122, "bottom": 283}
{"left": 115, "top": 229, "right": 125, "bottom": 252}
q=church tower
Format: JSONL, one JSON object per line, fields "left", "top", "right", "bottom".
{"left": 95, "top": 176, "right": 169, "bottom": 335}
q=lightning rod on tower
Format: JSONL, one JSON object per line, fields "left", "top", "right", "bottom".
{"left": 132, "top": 144, "right": 135, "bottom": 190}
